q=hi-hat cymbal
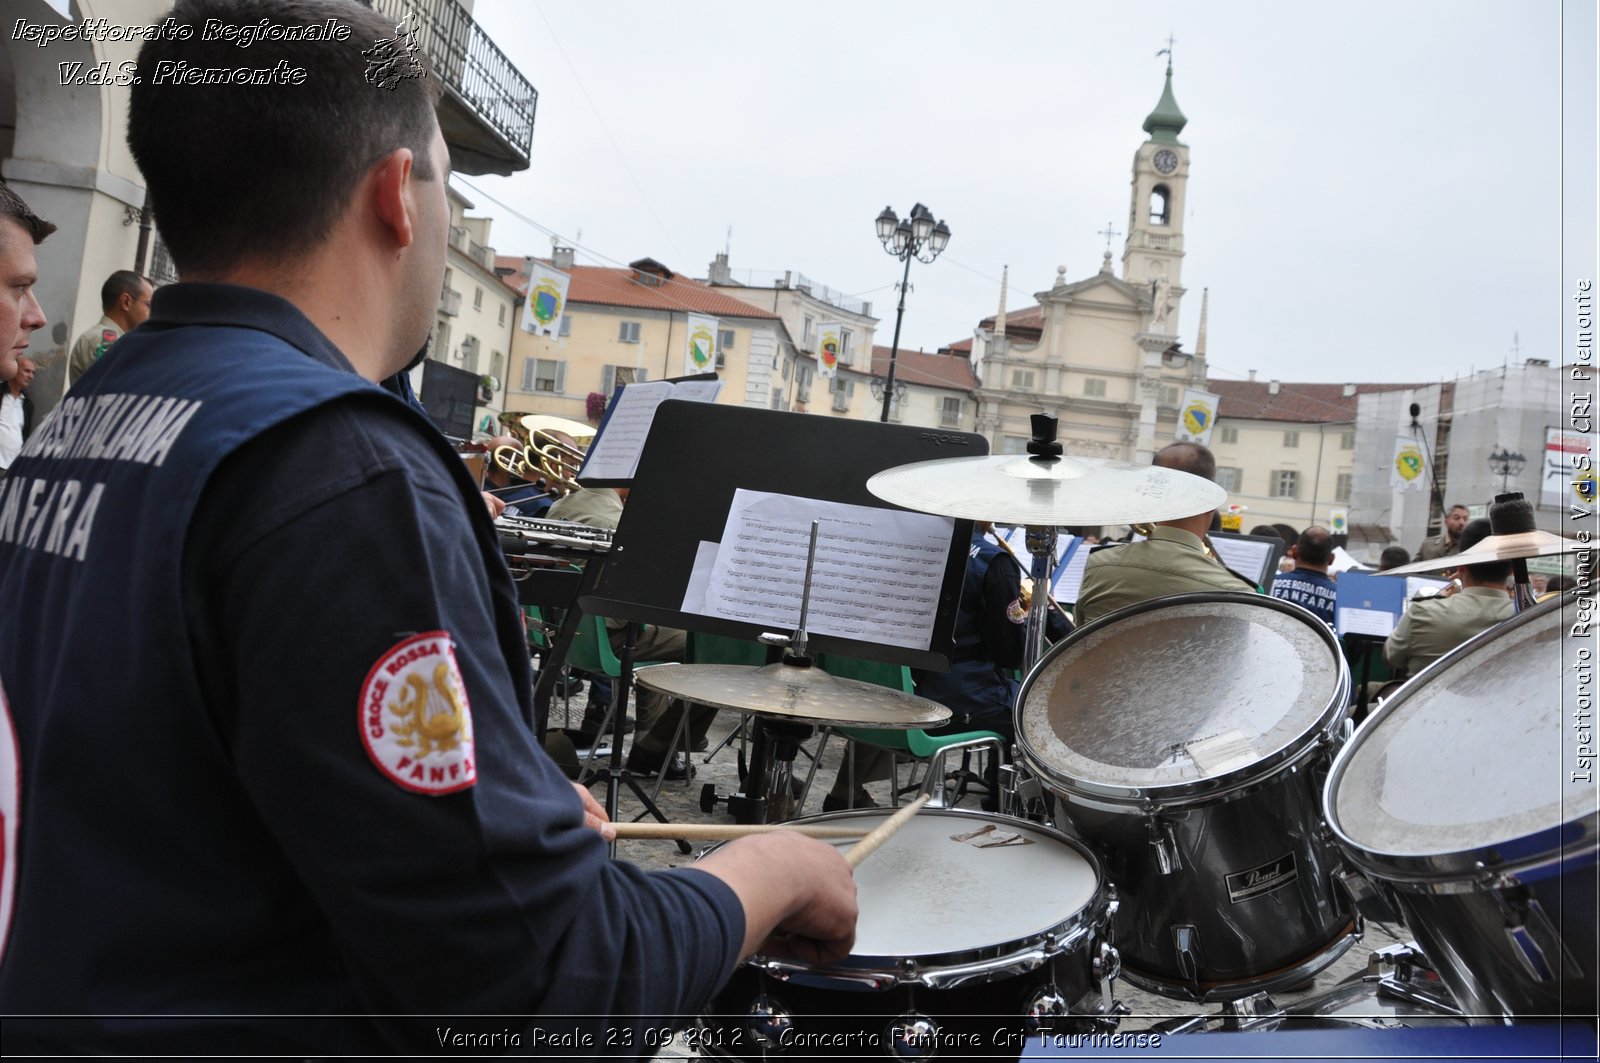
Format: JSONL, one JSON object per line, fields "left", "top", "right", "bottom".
{"left": 634, "top": 662, "right": 952, "bottom": 728}
{"left": 1382, "top": 530, "right": 1586, "bottom": 576}
{"left": 867, "top": 454, "right": 1227, "bottom": 526}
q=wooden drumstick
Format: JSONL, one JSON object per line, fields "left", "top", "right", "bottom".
{"left": 610, "top": 822, "right": 870, "bottom": 841}
{"left": 843, "top": 795, "right": 931, "bottom": 870}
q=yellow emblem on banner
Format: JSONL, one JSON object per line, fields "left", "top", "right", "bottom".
{"left": 1182, "top": 401, "right": 1211, "bottom": 437}
{"left": 1394, "top": 446, "right": 1424, "bottom": 483}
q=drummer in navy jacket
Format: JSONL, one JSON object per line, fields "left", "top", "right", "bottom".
{"left": 0, "top": 2, "right": 855, "bottom": 1054}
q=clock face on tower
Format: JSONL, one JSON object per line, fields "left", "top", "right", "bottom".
{"left": 1153, "top": 149, "right": 1179, "bottom": 175}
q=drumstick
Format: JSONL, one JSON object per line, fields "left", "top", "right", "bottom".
{"left": 843, "top": 795, "right": 931, "bottom": 870}
{"left": 610, "top": 822, "right": 870, "bottom": 841}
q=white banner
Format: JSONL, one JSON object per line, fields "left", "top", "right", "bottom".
{"left": 519, "top": 262, "right": 571, "bottom": 337}
{"left": 685, "top": 313, "right": 718, "bottom": 375}
{"left": 1543, "top": 427, "right": 1596, "bottom": 509}
{"left": 815, "top": 321, "right": 842, "bottom": 379}
{"left": 1174, "top": 388, "right": 1220, "bottom": 445}
{"left": 1390, "top": 434, "right": 1428, "bottom": 492}
{"left": 1328, "top": 507, "right": 1348, "bottom": 536}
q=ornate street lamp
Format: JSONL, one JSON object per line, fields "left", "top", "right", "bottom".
{"left": 1487, "top": 446, "right": 1527, "bottom": 495}
{"left": 873, "top": 203, "right": 950, "bottom": 422}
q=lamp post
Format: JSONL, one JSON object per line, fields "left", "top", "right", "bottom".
{"left": 874, "top": 203, "right": 950, "bottom": 422}
{"left": 1487, "top": 446, "right": 1526, "bottom": 495}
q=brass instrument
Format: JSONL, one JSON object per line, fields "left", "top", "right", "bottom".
{"left": 987, "top": 528, "right": 1074, "bottom": 626}
{"left": 491, "top": 413, "right": 596, "bottom": 495}
{"left": 1132, "top": 520, "right": 1218, "bottom": 561}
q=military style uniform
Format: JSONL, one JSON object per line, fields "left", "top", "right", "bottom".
{"left": 1384, "top": 586, "right": 1513, "bottom": 676}
{"left": 1415, "top": 532, "right": 1461, "bottom": 562}
{"left": 1074, "top": 525, "right": 1256, "bottom": 627}
{"left": 66, "top": 315, "right": 124, "bottom": 391}
{"left": 0, "top": 286, "right": 741, "bottom": 1054}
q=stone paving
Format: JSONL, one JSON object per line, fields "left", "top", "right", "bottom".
{"left": 549, "top": 686, "right": 1411, "bottom": 1059}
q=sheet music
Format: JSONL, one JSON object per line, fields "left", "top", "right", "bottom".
{"left": 1208, "top": 536, "right": 1275, "bottom": 588}
{"left": 996, "top": 526, "right": 1090, "bottom": 603}
{"left": 579, "top": 379, "right": 723, "bottom": 482}
{"left": 694, "top": 489, "right": 955, "bottom": 650}
{"left": 1339, "top": 607, "right": 1396, "bottom": 638}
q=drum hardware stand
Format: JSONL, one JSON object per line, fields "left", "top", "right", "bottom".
{"left": 1361, "top": 942, "right": 1463, "bottom": 1015}
{"left": 592, "top": 620, "right": 691, "bottom": 857}
{"left": 699, "top": 521, "right": 826, "bottom": 826}
{"left": 1216, "top": 990, "right": 1288, "bottom": 1031}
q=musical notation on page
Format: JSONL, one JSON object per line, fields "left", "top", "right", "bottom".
{"left": 683, "top": 489, "right": 955, "bottom": 650}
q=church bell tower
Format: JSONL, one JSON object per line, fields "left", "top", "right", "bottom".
{"left": 1121, "top": 54, "right": 1190, "bottom": 332}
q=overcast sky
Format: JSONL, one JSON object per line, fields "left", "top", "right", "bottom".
{"left": 466, "top": 0, "right": 1592, "bottom": 387}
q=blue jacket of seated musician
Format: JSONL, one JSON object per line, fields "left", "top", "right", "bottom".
{"left": 0, "top": 283, "right": 741, "bottom": 1055}
{"left": 913, "top": 530, "right": 1070, "bottom": 738}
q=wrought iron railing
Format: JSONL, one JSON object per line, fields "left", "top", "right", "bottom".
{"left": 372, "top": 0, "right": 537, "bottom": 157}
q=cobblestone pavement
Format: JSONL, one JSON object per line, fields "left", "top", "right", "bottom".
{"left": 549, "top": 688, "right": 1410, "bottom": 1060}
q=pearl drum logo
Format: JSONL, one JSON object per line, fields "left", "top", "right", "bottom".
{"left": 360, "top": 632, "right": 476, "bottom": 795}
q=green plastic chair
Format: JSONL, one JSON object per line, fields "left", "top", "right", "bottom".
{"left": 818, "top": 653, "right": 1007, "bottom": 809}
{"left": 565, "top": 614, "right": 679, "bottom": 788}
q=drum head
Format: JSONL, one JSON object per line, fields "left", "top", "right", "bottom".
{"left": 1329, "top": 596, "right": 1596, "bottom": 867}
{"left": 811, "top": 809, "right": 1099, "bottom": 959}
{"left": 1019, "top": 593, "right": 1347, "bottom": 801}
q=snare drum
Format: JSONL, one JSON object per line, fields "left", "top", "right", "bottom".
{"left": 1017, "top": 592, "right": 1358, "bottom": 1001}
{"left": 1326, "top": 594, "right": 1598, "bottom": 1020}
{"left": 700, "top": 807, "right": 1119, "bottom": 1059}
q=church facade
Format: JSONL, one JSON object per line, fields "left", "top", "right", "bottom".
{"left": 954, "top": 62, "right": 1209, "bottom": 462}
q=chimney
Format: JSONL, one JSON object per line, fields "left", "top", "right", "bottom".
{"left": 1268, "top": 379, "right": 1281, "bottom": 395}
{"left": 551, "top": 245, "right": 575, "bottom": 271}
{"left": 707, "top": 251, "right": 732, "bottom": 285}
{"left": 1342, "top": 383, "right": 1356, "bottom": 397}
{"left": 1247, "top": 369, "right": 1257, "bottom": 382}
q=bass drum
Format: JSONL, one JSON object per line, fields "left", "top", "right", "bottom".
{"left": 698, "top": 808, "right": 1120, "bottom": 1060}
{"left": 1325, "top": 593, "right": 1598, "bottom": 1020}
{"left": 1016, "top": 592, "right": 1358, "bottom": 1001}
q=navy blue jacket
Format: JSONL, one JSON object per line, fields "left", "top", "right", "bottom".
{"left": 0, "top": 285, "right": 740, "bottom": 1054}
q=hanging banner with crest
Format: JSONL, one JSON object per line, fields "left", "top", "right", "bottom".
{"left": 1174, "top": 388, "right": 1220, "bottom": 446}
{"left": 519, "top": 262, "right": 571, "bottom": 337}
{"left": 815, "top": 321, "right": 842, "bottom": 379}
{"left": 685, "top": 314, "right": 718, "bottom": 375}
{"left": 1390, "top": 434, "right": 1428, "bottom": 492}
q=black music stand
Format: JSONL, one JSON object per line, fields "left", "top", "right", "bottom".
{"left": 579, "top": 401, "right": 978, "bottom": 824}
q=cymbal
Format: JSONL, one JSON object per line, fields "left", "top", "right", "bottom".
{"left": 1382, "top": 530, "right": 1586, "bottom": 576}
{"left": 634, "top": 662, "right": 952, "bottom": 729}
{"left": 867, "top": 454, "right": 1227, "bottom": 526}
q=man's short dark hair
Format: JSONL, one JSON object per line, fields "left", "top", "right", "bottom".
{"left": 0, "top": 182, "right": 57, "bottom": 247}
{"left": 1457, "top": 517, "right": 1512, "bottom": 582}
{"left": 128, "top": 0, "right": 443, "bottom": 277}
{"left": 101, "top": 270, "right": 150, "bottom": 312}
{"left": 1295, "top": 526, "right": 1334, "bottom": 567}
{"left": 1379, "top": 545, "right": 1411, "bottom": 570}
{"left": 1448, "top": 503, "right": 1470, "bottom": 515}
{"left": 1154, "top": 441, "right": 1216, "bottom": 482}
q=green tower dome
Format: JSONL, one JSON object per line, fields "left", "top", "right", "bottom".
{"left": 1142, "top": 61, "right": 1187, "bottom": 145}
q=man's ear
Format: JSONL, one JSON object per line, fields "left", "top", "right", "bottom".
{"left": 368, "top": 147, "right": 416, "bottom": 250}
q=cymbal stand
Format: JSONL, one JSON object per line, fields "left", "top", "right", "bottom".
{"left": 1489, "top": 492, "right": 1542, "bottom": 612}
{"left": 598, "top": 621, "right": 690, "bottom": 857}
{"left": 701, "top": 521, "right": 825, "bottom": 825}
{"left": 1021, "top": 414, "right": 1065, "bottom": 672}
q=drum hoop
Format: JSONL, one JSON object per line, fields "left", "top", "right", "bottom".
{"left": 735, "top": 808, "right": 1113, "bottom": 989}
{"left": 1016, "top": 592, "right": 1351, "bottom": 805}
{"left": 1324, "top": 595, "right": 1591, "bottom": 884}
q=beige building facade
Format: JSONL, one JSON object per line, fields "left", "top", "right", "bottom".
{"left": 498, "top": 253, "right": 785, "bottom": 425}
{"left": 954, "top": 63, "right": 1206, "bottom": 461}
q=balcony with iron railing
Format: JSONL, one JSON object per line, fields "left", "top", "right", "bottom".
{"left": 440, "top": 286, "right": 462, "bottom": 316}
{"left": 371, "top": 0, "right": 537, "bottom": 176}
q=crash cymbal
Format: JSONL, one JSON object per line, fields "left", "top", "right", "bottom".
{"left": 867, "top": 454, "right": 1227, "bottom": 527}
{"left": 634, "top": 662, "right": 952, "bottom": 729}
{"left": 1382, "top": 530, "right": 1586, "bottom": 576}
